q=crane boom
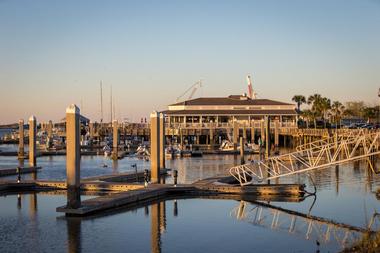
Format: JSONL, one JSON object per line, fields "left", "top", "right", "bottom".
{"left": 176, "top": 80, "right": 203, "bottom": 102}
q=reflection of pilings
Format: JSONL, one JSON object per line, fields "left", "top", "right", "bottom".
{"left": 160, "top": 201, "right": 166, "bottom": 233}
{"left": 335, "top": 165, "right": 339, "bottom": 195}
{"left": 112, "top": 159, "right": 119, "bottom": 172}
{"left": 173, "top": 200, "right": 178, "bottom": 217}
{"left": 232, "top": 201, "right": 367, "bottom": 248}
{"left": 29, "top": 193, "right": 37, "bottom": 218}
{"left": 17, "top": 194, "right": 22, "bottom": 209}
{"left": 151, "top": 203, "right": 162, "bottom": 253}
{"left": 67, "top": 218, "right": 81, "bottom": 253}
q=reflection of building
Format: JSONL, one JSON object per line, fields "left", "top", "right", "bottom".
{"left": 164, "top": 94, "right": 297, "bottom": 145}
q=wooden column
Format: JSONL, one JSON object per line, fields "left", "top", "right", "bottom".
{"left": 66, "top": 104, "right": 81, "bottom": 209}
{"left": 150, "top": 111, "right": 160, "bottom": 183}
{"left": 240, "top": 137, "right": 245, "bottom": 164}
{"left": 265, "top": 116, "right": 270, "bottom": 159}
{"left": 112, "top": 120, "right": 119, "bottom": 160}
{"left": 18, "top": 119, "right": 24, "bottom": 159}
{"left": 159, "top": 113, "right": 165, "bottom": 170}
{"left": 233, "top": 121, "right": 238, "bottom": 151}
{"left": 274, "top": 120, "right": 279, "bottom": 147}
{"left": 28, "top": 116, "right": 37, "bottom": 167}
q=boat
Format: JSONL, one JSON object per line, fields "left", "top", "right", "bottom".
{"left": 136, "top": 145, "right": 150, "bottom": 156}
{"left": 219, "top": 140, "right": 235, "bottom": 151}
{"left": 103, "top": 145, "right": 111, "bottom": 157}
{"left": 165, "top": 144, "right": 182, "bottom": 159}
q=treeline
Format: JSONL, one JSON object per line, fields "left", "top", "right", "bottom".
{"left": 292, "top": 94, "right": 379, "bottom": 127}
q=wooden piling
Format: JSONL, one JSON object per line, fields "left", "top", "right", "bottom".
{"left": 265, "top": 116, "right": 270, "bottom": 159}
{"left": 150, "top": 111, "right": 160, "bottom": 183}
{"left": 112, "top": 120, "right": 119, "bottom": 160}
{"left": 28, "top": 116, "right": 37, "bottom": 167}
{"left": 233, "top": 121, "right": 238, "bottom": 151}
{"left": 159, "top": 113, "right": 165, "bottom": 169}
{"left": 66, "top": 104, "right": 81, "bottom": 209}
{"left": 240, "top": 137, "right": 245, "bottom": 164}
{"left": 18, "top": 119, "right": 24, "bottom": 159}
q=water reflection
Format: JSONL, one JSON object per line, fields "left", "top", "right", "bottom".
{"left": 67, "top": 218, "right": 81, "bottom": 253}
{"left": 231, "top": 200, "right": 375, "bottom": 250}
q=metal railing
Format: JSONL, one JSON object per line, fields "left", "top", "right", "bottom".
{"left": 230, "top": 130, "right": 380, "bottom": 185}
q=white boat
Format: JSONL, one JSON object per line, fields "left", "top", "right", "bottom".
{"left": 219, "top": 140, "right": 260, "bottom": 153}
{"left": 165, "top": 144, "right": 182, "bottom": 159}
{"left": 136, "top": 145, "right": 150, "bottom": 156}
{"left": 103, "top": 145, "right": 111, "bottom": 157}
{"left": 219, "top": 140, "right": 235, "bottom": 151}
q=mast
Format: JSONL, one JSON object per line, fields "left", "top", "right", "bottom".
{"left": 110, "top": 85, "right": 113, "bottom": 122}
{"left": 100, "top": 81, "right": 103, "bottom": 123}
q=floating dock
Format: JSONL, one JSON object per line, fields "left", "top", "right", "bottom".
{"left": 0, "top": 173, "right": 305, "bottom": 216}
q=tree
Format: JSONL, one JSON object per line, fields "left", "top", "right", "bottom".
{"left": 320, "top": 97, "right": 331, "bottom": 127}
{"left": 307, "top": 94, "right": 323, "bottom": 127}
{"left": 292, "top": 95, "right": 306, "bottom": 112}
{"left": 344, "top": 101, "right": 365, "bottom": 118}
{"left": 329, "top": 101, "right": 345, "bottom": 128}
{"left": 302, "top": 109, "right": 317, "bottom": 128}
{"left": 362, "top": 107, "right": 377, "bottom": 123}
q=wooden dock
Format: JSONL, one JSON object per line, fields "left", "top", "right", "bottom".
{"left": 0, "top": 166, "right": 41, "bottom": 177}
{"left": 0, "top": 173, "right": 305, "bottom": 216}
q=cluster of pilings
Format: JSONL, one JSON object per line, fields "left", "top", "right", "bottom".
{"left": 64, "top": 107, "right": 168, "bottom": 209}
{"left": 17, "top": 116, "right": 37, "bottom": 168}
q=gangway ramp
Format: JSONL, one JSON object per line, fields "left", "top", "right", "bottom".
{"left": 230, "top": 131, "right": 380, "bottom": 186}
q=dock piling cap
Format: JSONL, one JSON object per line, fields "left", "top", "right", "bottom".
{"left": 66, "top": 104, "right": 80, "bottom": 114}
{"left": 150, "top": 111, "right": 159, "bottom": 118}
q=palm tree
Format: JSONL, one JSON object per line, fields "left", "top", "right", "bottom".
{"left": 330, "top": 101, "right": 345, "bottom": 128}
{"left": 307, "top": 94, "right": 323, "bottom": 128}
{"left": 302, "top": 109, "right": 316, "bottom": 128}
{"left": 292, "top": 95, "right": 306, "bottom": 112}
{"left": 320, "top": 97, "right": 331, "bottom": 128}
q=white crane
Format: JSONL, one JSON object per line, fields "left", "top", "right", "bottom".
{"left": 176, "top": 80, "right": 203, "bottom": 102}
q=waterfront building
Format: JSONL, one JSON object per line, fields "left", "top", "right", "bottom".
{"left": 163, "top": 94, "right": 297, "bottom": 146}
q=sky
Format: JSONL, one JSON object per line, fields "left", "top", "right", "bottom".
{"left": 0, "top": 0, "right": 379, "bottom": 124}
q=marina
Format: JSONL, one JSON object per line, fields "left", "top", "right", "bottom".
{"left": 1, "top": 1, "right": 379, "bottom": 252}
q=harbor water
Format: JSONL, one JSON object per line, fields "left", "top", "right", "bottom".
{"left": 0, "top": 147, "right": 380, "bottom": 252}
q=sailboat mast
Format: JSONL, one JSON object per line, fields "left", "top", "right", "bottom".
{"left": 110, "top": 85, "right": 113, "bottom": 122}
{"left": 100, "top": 81, "right": 103, "bottom": 123}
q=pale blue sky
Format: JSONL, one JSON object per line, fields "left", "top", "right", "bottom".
{"left": 0, "top": 0, "right": 379, "bottom": 123}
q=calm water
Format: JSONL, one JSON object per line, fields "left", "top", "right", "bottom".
{"left": 1, "top": 149, "right": 380, "bottom": 252}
